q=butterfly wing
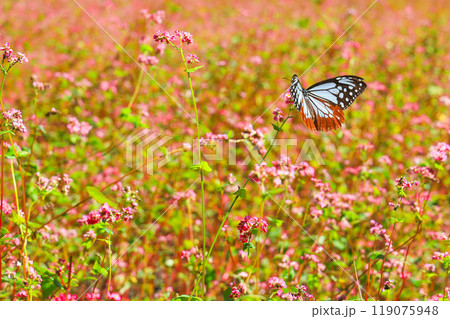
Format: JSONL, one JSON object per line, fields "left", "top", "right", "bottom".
{"left": 303, "top": 94, "right": 344, "bottom": 131}
{"left": 307, "top": 75, "right": 367, "bottom": 110}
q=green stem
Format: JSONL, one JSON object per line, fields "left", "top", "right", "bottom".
{"left": 178, "top": 43, "right": 207, "bottom": 298}
{"left": 127, "top": 69, "right": 144, "bottom": 109}
{"left": 107, "top": 228, "right": 113, "bottom": 294}
{"left": 190, "top": 108, "right": 293, "bottom": 299}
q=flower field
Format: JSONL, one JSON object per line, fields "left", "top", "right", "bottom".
{"left": 0, "top": 0, "right": 449, "bottom": 301}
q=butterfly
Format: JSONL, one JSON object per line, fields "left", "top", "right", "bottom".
{"left": 289, "top": 74, "right": 367, "bottom": 131}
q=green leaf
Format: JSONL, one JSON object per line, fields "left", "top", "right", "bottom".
{"left": 233, "top": 188, "right": 247, "bottom": 199}
{"left": 0, "top": 130, "right": 14, "bottom": 136}
{"left": 271, "top": 123, "right": 282, "bottom": 131}
{"left": 243, "top": 242, "right": 255, "bottom": 250}
{"left": 11, "top": 211, "right": 25, "bottom": 225}
{"left": 223, "top": 287, "right": 233, "bottom": 301}
{"left": 0, "top": 227, "right": 8, "bottom": 238}
{"left": 262, "top": 188, "right": 285, "bottom": 199}
{"left": 185, "top": 66, "right": 204, "bottom": 73}
{"left": 388, "top": 217, "right": 403, "bottom": 224}
{"left": 171, "top": 294, "right": 202, "bottom": 301}
{"left": 92, "top": 261, "right": 108, "bottom": 276}
{"left": 443, "top": 256, "right": 450, "bottom": 269}
{"left": 191, "top": 161, "right": 212, "bottom": 173}
{"left": 86, "top": 186, "right": 118, "bottom": 209}
{"left": 369, "top": 251, "right": 385, "bottom": 260}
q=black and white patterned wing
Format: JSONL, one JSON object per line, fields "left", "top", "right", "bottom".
{"left": 307, "top": 76, "right": 367, "bottom": 110}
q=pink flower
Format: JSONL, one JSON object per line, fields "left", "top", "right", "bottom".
{"left": 153, "top": 30, "right": 174, "bottom": 44}
{"left": 186, "top": 54, "right": 200, "bottom": 64}
{"left": 429, "top": 142, "right": 450, "bottom": 162}
{"left": 138, "top": 54, "right": 159, "bottom": 66}
{"left": 272, "top": 108, "right": 284, "bottom": 121}
{"left": 107, "top": 291, "right": 122, "bottom": 301}
{"left": 85, "top": 290, "right": 101, "bottom": 301}
{"left": 155, "top": 43, "right": 166, "bottom": 55}
{"left": 2, "top": 109, "right": 27, "bottom": 133}
{"left": 54, "top": 293, "right": 77, "bottom": 301}
{"left": 67, "top": 116, "right": 92, "bottom": 138}
{"left": 367, "top": 81, "right": 387, "bottom": 92}
{"left": 1, "top": 43, "right": 28, "bottom": 65}
{"left": 1, "top": 200, "right": 13, "bottom": 215}
{"left": 249, "top": 56, "right": 263, "bottom": 65}
{"left": 15, "top": 289, "right": 27, "bottom": 299}
{"left": 407, "top": 166, "right": 438, "bottom": 182}
{"left": 150, "top": 10, "right": 165, "bottom": 24}
{"left": 175, "top": 30, "right": 193, "bottom": 45}
{"left": 229, "top": 282, "right": 247, "bottom": 298}
{"left": 237, "top": 216, "right": 268, "bottom": 243}
{"left": 432, "top": 251, "right": 449, "bottom": 260}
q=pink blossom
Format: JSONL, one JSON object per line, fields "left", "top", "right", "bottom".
{"left": 432, "top": 251, "right": 449, "bottom": 260}
{"left": 67, "top": 116, "right": 92, "bottom": 138}
{"left": 429, "top": 142, "right": 450, "bottom": 162}
{"left": 2, "top": 109, "right": 27, "bottom": 133}
{"left": 138, "top": 54, "right": 159, "bottom": 66}
{"left": 407, "top": 166, "right": 438, "bottom": 182}
{"left": 229, "top": 282, "right": 247, "bottom": 298}
{"left": 15, "top": 290, "right": 27, "bottom": 299}
{"left": 54, "top": 293, "right": 77, "bottom": 301}
{"left": 1, "top": 200, "right": 13, "bottom": 215}
{"left": 237, "top": 216, "right": 268, "bottom": 243}
{"left": 85, "top": 290, "right": 101, "bottom": 301}
{"left": 272, "top": 108, "right": 284, "bottom": 121}
{"left": 186, "top": 54, "right": 200, "bottom": 64}
{"left": 107, "top": 291, "right": 122, "bottom": 301}
{"left": 249, "top": 55, "right": 263, "bottom": 65}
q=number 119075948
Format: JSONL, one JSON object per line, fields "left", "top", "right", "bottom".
{"left": 371, "top": 305, "right": 438, "bottom": 316}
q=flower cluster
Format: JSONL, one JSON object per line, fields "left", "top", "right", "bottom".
{"left": 272, "top": 107, "right": 284, "bottom": 122}
{"left": 15, "top": 290, "right": 27, "bottom": 299}
{"left": 237, "top": 216, "right": 268, "bottom": 243}
{"left": 242, "top": 123, "right": 266, "bottom": 155}
{"left": 267, "top": 276, "right": 287, "bottom": 296}
{"left": 138, "top": 54, "right": 159, "bottom": 66}
{"left": 429, "top": 142, "right": 450, "bottom": 162}
{"left": 1, "top": 42, "right": 28, "bottom": 67}
{"left": 35, "top": 172, "right": 73, "bottom": 195}
{"left": 31, "top": 74, "right": 51, "bottom": 91}
{"left": 301, "top": 254, "right": 326, "bottom": 274}
{"left": 186, "top": 54, "right": 200, "bottom": 64}
{"left": 122, "top": 186, "right": 140, "bottom": 209}
{"left": 395, "top": 176, "right": 420, "bottom": 195}
{"left": 2, "top": 109, "right": 27, "bottom": 133}
{"left": 199, "top": 132, "right": 228, "bottom": 145}
{"left": 180, "top": 247, "right": 203, "bottom": 261}
{"left": 283, "top": 284, "right": 315, "bottom": 301}
{"left": 249, "top": 157, "right": 315, "bottom": 187}
{"left": 77, "top": 203, "right": 133, "bottom": 225}
{"left": 407, "top": 166, "right": 438, "bottom": 182}
{"left": 282, "top": 89, "right": 292, "bottom": 105}
{"left": 85, "top": 290, "right": 101, "bottom": 301}
{"left": 67, "top": 116, "right": 92, "bottom": 139}
{"left": 171, "top": 189, "right": 197, "bottom": 206}
{"left": 141, "top": 9, "right": 165, "bottom": 24}
{"left": 1, "top": 200, "right": 13, "bottom": 215}
{"left": 381, "top": 279, "right": 395, "bottom": 292}
{"left": 153, "top": 30, "right": 193, "bottom": 45}
{"left": 431, "top": 251, "right": 449, "bottom": 260}
{"left": 54, "top": 293, "right": 78, "bottom": 301}
{"left": 229, "top": 282, "right": 247, "bottom": 298}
